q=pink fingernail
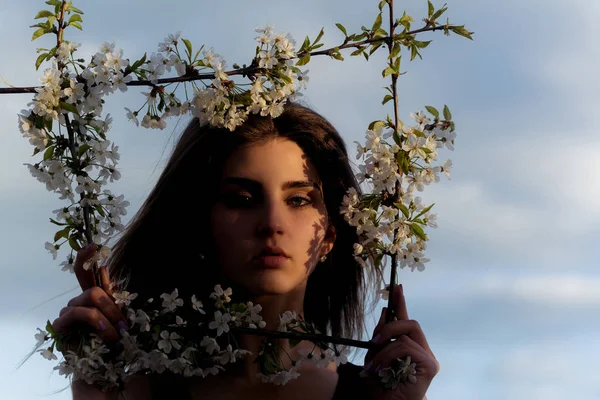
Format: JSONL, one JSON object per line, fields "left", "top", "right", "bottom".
{"left": 371, "top": 334, "right": 381, "bottom": 343}
{"left": 98, "top": 321, "right": 106, "bottom": 331}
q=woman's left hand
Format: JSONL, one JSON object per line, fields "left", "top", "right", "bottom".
{"left": 362, "top": 284, "right": 440, "bottom": 400}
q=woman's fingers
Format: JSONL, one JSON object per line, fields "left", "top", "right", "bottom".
{"left": 369, "top": 335, "right": 439, "bottom": 378}
{"left": 53, "top": 306, "right": 120, "bottom": 344}
{"left": 99, "top": 266, "right": 114, "bottom": 298}
{"left": 67, "top": 286, "right": 125, "bottom": 328}
{"left": 74, "top": 243, "right": 98, "bottom": 291}
{"left": 372, "top": 319, "right": 434, "bottom": 358}
{"left": 393, "top": 284, "right": 408, "bottom": 321}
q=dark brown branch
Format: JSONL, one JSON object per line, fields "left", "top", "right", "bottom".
{"left": 232, "top": 327, "right": 381, "bottom": 351}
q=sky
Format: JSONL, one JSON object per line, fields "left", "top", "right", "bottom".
{"left": 0, "top": 0, "right": 598, "bottom": 399}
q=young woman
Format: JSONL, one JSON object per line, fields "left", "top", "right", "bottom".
{"left": 52, "top": 103, "right": 439, "bottom": 399}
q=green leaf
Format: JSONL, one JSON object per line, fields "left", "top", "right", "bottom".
{"left": 68, "top": 14, "right": 83, "bottom": 24}
{"left": 450, "top": 25, "right": 474, "bottom": 40}
{"left": 182, "top": 39, "right": 193, "bottom": 58}
{"left": 31, "top": 28, "right": 47, "bottom": 41}
{"left": 35, "top": 10, "right": 55, "bottom": 19}
{"left": 78, "top": 144, "right": 91, "bottom": 157}
{"left": 389, "top": 42, "right": 401, "bottom": 59}
{"left": 60, "top": 101, "right": 79, "bottom": 115}
{"left": 350, "top": 47, "right": 364, "bottom": 56}
{"left": 314, "top": 27, "right": 325, "bottom": 44}
{"left": 399, "top": 11, "right": 414, "bottom": 31}
{"left": 372, "top": 13, "right": 383, "bottom": 32}
{"left": 369, "top": 42, "right": 383, "bottom": 56}
{"left": 368, "top": 120, "right": 386, "bottom": 131}
{"left": 69, "top": 21, "right": 83, "bottom": 30}
{"left": 45, "top": 320, "right": 56, "bottom": 335}
{"left": 428, "top": 0, "right": 435, "bottom": 18}
{"left": 301, "top": 35, "right": 310, "bottom": 52}
{"left": 43, "top": 145, "right": 54, "bottom": 161}
{"left": 382, "top": 94, "right": 393, "bottom": 105}
{"left": 68, "top": 237, "right": 81, "bottom": 251}
{"left": 335, "top": 23, "right": 347, "bottom": 36}
{"left": 443, "top": 105, "right": 452, "bottom": 120}
{"left": 382, "top": 66, "right": 394, "bottom": 77}
{"left": 425, "top": 106, "right": 439, "bottom": 119}
{"left": 131, "top": 53, "right": 147, "bottom": 71}
{"left": 45, "top": 0, "right": 61, "bottom": 6}
{"left": 378, "top": 0, "right": 387, "bottom": 11}
{"left": 410, "top": 223, "right": 427, "bottom": 241}
{"left": 296, "top": 53, "right": 311, "bottom": 66}
{"left": 67, "top": 4, "right": 84, "bottom": 14}
{"left": 431, "top": 5, "right": 448, "bottom": 21}
{"left": 413, "top": 40, "right": 431, "bottom": 49}
{"left": 410, "top": 44, "right": 420, "bottom": 60}
{"left": 35, "top": 52, "right": 48, "bottom": 70}
{"left": 394, "top": 202, "right": 410, "bottom": 218}
{"left": 53, "top": 226, "right": 71, "bottom": 242}
{"left": 415, "top": 203, "right": 435, "bottom": 219}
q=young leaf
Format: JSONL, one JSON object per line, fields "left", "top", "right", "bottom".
{"left": 425, "top": 106, "right": 439, "bottom": 119}
{"left": 35, "top": 53, "right": 48, "bottom": 70}
{"left": 182, "top": 38, "right": 193, "bottom": 58}
{"left": 428, "top": 0, "right": 435, "bottom": 18}
{"left": 382, "top": 66, "right": 394, "bottom": 77}
{"left": 431, "top": 5, "right": 448, "bottom": 21}
{"left": 382, "top": 94, "right": 393, "bottom": 105}
{"left": 60, "top": 101, "right": 79, "bottom": 115}
{"left": 368, "top": 120, "right": 386, "bottom": 131}
{"left": 394, "top": 202, "right": 410, "bottom": 219}
{"left": 372, "top": 13, "right": 383, "bottom": 32}
{"left": 450, "top": 25, "right": 474, "bottom": 40}
{"left": 53, "top": 227, "right": 71, "bottom": 242}
{"left": 314, "top": 27, "right": 325, "bottom": 45}
{"left": 378, "top": 0, "right": 387, "bottom": 11}
{"left": 443, "top": 105, "right": 452, "bottom": 120}
{"left": 410, "top": 223, "right": 427, "bottom": 241}
{"left": 67, "top": 4, "right": 84, "bottom": 14}
{"left": 68, "top": 14, "right": 83, "bottom": 24}
{"left": 296, "top": 53, "right": 311, "bottom": 66}
{"left": 35, "top": 10, "right": 55, "bottom": 19}
{"left": 69, "top": 21, "right": 82, "bottom": 30}
{"left": 335, "top": 23, "right": 347, "bottom": 36}
{"left": 43, "top": 146, "right": 54, "bottom": 161}
{"left": 31, "top": 28, "right": 47, "bottom": 41}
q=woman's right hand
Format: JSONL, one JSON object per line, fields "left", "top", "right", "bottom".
{"left": 52, "top": 242, "right": 129, "bottom": 355}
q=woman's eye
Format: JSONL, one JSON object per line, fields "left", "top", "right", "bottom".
{"left": 222, "top": 194, "right": 312, "bottom": 208}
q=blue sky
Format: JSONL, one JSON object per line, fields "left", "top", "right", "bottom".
{"left": 0, "top": 0, "right": 598, "bottom": 399}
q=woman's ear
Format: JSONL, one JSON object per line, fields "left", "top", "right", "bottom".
{"left": 322, "top": 218, "right": 337, "bottom": 256}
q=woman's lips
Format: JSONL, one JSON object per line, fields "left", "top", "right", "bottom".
{"left": 252, "top": 255, "right": 289, "bottom": 268}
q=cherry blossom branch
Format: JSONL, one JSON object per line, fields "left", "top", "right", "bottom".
{"left": 384, "top": 0, "right": 401, "bottom": 324}
{"left": 232, "top": 327, "right": 380, "bottom": 351}
{"left": 0, "top": 24, "right": 463, "bottom": 95}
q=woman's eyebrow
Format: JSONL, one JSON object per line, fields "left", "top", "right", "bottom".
{"left": 222, "top": 177, "right": 322, "bottom": 193}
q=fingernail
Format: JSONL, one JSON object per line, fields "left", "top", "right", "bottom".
{"left": 117, "top": 321, "right": 128, "bottom": 332}
{"left": 371, "top": 333, "right": 381, "bottom": 344}
{"left": 374, "top": 364, "right": 382, "bottom": 373}
{"left": 399, "top": 283, "right": 403, "bottom": 293}
{"left": 361, "top": 361, "right": 373, "bottom": 374}
{"left": 98, "top": 321, "right": 106, "bottom": 331}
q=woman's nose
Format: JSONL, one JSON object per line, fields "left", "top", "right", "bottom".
{"left": 255, "top": 197, "right": 286, "bottom": 236}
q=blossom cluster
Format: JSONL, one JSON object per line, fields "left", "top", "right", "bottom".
{"left": 339, "top": 110, "right": 456, "bottom": 298}
{"left": 35, "top": 285, "right": 349, "bottom": 390}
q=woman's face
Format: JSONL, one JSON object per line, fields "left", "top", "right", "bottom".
{"left": 210, "top": 137, "right": 336, "bottom": 296}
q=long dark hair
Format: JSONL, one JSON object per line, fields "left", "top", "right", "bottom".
{"left": 105, "top": 102, "right": 381, "bottom": 395}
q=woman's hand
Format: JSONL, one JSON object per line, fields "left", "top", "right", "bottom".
{"left": 51, "top": 243, "right": 128, "bottom": 355}
{"left": 362, "top": 285, "right": 439, "bottom": 400}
